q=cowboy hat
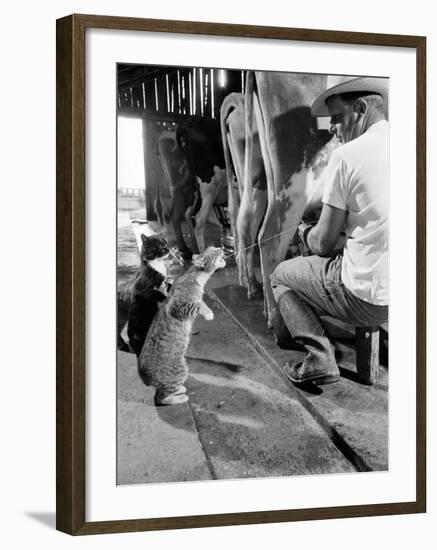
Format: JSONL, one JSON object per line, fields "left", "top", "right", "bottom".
{"left": 311, "top": 76, "right": 389, "bottom": 117}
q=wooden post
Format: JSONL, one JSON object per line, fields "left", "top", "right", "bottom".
{"left": 356, "top": 326, "right": 380, "bottom": 385}
{"left": 142, "top": 117, "right": 160, "bottom": 220}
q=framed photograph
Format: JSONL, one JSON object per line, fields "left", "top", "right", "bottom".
{"left": 56, "top": 14, "right": 426, "bottom": 535}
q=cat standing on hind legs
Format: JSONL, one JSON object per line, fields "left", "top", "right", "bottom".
{"left": 138, "top": 247, "right": 226, "bottom": 406}
{"left": 117, "top": 233, "right": 183, "bottom": 355}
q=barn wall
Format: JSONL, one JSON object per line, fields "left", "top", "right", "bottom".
{"left": 118, "top": 66, "right": 245, "bottom": 220}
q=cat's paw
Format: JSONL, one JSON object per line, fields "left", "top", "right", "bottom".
{"left": 203, "top": 308, "right": 214, "bottom": 321}
{"left": 156, "top": 392, "right": 189, "bottom": 406}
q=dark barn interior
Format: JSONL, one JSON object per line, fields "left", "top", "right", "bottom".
{"left": 117, "top": 63, "right": 245, "bottom": 220}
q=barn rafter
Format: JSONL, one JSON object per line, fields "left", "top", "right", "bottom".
{"left": 117, "top": 63, "right": 245, "bottom": 119}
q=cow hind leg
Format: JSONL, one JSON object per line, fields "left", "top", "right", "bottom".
{"left": 170, "top": 198, "right": 193, "bottom": 259}
{"left": 245, "top": 188, "right": 267, "bottom": 299}
{"left": 236, "top": 192, "right": 263, "bottom": 298}
{"left": 194, "top": 182, "right": 217, "bottom": 252}
{"left": 154, "top": 194, "right": 166, "bottom": 227}
{"left": 258, "top": 218, "right": 283, "bottom": 326}
{"left": 185, "top": 189, "right": 199, "bottom": 254}
{"left": 258, "top": 198, "right": 306, "bottom": 326}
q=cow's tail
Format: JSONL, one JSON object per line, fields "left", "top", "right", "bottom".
{"left": 236, "top": 72, "right": 256, "bottom": 282}
{"left": 220, "top": 92, "right": 245, "bottom": 258}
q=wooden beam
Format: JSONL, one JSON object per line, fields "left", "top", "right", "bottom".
{"left": 142, "top": 118, "right": 160, "bottom": 219}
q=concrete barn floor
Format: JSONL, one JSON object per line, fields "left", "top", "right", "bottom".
{"left": 116, "top": 213, "right": 388, "bottom": 485}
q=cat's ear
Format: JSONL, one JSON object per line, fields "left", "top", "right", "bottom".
{"left": 141, "top": 233, "right": 149, "bottom": 244}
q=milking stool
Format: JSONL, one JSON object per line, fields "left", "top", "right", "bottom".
{"left": 355, "top": 326, "right": 380, "bottom": 385}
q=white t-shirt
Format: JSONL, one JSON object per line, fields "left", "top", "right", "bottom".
{"left": 322, "top": 120, "right": 389, "bottom": 305}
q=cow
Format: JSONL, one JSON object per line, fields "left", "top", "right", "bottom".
{"left": 220, "top": 92, "right": 267, "bottom": 299}
{"left": 176, "top": 117, "right": 228, "bottom": 253}
{"left": 235, "top": 71, "right": 339, "bottom": 324}
{"left": 155, "top": 131, "right": 197, "bottom": 259}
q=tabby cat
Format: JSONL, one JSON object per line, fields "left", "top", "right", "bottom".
{"left": 117, "top": 233, "right": 172, "bottom": 355}
{"left": 138, "top": 246, "right": 226, "bottom": 406}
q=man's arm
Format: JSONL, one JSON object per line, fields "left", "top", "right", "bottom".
{"left": 299, "top": 203, "right": 346, "bottom": 257}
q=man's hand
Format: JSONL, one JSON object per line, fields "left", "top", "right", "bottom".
{"left": 300, "top": 204, "right": 346, "bottom": 256}
{"left": 297, "top": 222, "right": 312, "bottom": 246}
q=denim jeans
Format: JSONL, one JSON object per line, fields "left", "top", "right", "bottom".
{"left": 270, "top": 255, "right": 388, "bottom": 371}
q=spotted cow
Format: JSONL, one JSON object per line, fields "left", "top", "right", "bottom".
{"left": 220, "top": 92, "right": 267, "bottom": 298}
{"left": 176, "top": 117, "right": 228, "bottom": 253}
{"left": 155, "top": 131, "right": 197, "bottom": 259}
{"left": 236, "top": 71, "right": 339, "bottom": 323}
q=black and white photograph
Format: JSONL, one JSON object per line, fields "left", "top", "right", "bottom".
{"left": 116, "top": 64, "right": 389, "bottom": 485}
{"left": 2, "top": 0, "right": 433, "bottom": 543}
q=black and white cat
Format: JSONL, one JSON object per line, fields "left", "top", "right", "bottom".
{"left": 117, "top": 233, "right": 175, "bottom": 356}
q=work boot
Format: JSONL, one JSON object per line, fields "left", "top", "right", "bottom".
{"left": 284, "top": 358, "right": 340, "bottom": 385}
{"left": 277, "top": 290, "right": 340, "bottom": 385}
{"left": 270, "top": 303, "right": 305, "bottom": 351}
